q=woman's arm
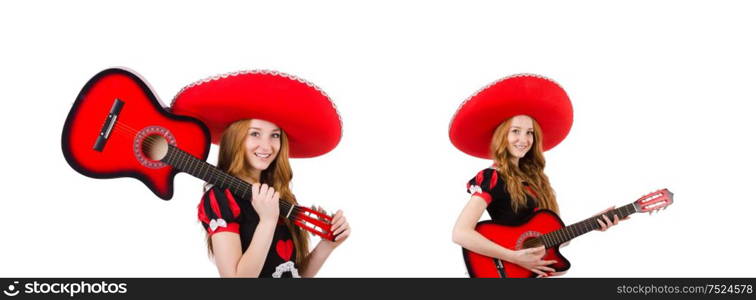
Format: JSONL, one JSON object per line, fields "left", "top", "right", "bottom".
{"left": 452, "top": 196, "right": 556, "bottom": 277}
{"left": 299, "top": 240, "right": 335, "bottom": 277}
{"left": 452, "top": 196, "right": 516, "bottom": 260}
{"left": 211, "top": 183, "right": 282, "bottom": 277}
{"left": 300, "top": 209, "right": 350, "bottom": 277}
{"left": 211, "top": 220, "right": 277, "bottom": 277}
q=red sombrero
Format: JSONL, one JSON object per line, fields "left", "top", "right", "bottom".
{"left": 449, "top": 74, "right": 573, "bottom": 159}
{"left": 170, "top": 70, "right": 342, "bottom": 158}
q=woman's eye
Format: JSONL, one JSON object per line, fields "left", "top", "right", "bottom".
{"left": 272, "top": 133, "right": 281, "bottom": 139}
{"left": 512, "top": 129, "right": 519, "bottom": 134}
{"left": 250, "top": 132, "right": 260, "bottom": 137}
{"left": 527, "top": 131, "right": 534, "bottom": 135}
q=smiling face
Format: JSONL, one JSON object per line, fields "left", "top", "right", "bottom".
{"left": 244, "top": 119, "right": 281, "bottom": 174}
{"left": 506, "top": 115, "right": 534, "bottom": 160}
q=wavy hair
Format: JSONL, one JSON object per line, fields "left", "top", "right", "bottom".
{"left": 490, "top": 117, "right": 559, "bottom": 214}
{"left": 207, "top": 119, "right": 310, "bottom": 267}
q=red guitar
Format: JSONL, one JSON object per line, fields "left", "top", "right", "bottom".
{"left": 61, "top": 68, "right": 335, "bottom": 240}
{"left": 462, "top": 189, "right": 674, "bottom": 278}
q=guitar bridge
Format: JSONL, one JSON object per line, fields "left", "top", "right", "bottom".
{"left": 93, "top": 98, "right": 124, "bottom": 151}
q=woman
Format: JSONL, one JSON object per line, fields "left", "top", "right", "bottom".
{"left": 450, "top": 74, "right": 622, "bottom": 278}
{"left": 171, "top": 70, "right": 350, "bottom": 277}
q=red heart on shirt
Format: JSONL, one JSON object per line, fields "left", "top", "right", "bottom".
{"left": 276, "top": 239, "right": 293, "bottom": 261}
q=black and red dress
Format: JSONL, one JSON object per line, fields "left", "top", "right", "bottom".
{"left": 466, "top": 167, "right": 540, "bottom": 225}
{"left": 198, "top": 187, "right": 301, "bottom": 278}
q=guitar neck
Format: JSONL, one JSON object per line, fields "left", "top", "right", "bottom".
{"left": 540, "top": 203, "right": 637, "bottom": 248}
{"left": 161, "top": 145, "right": 296, "bottom": 215}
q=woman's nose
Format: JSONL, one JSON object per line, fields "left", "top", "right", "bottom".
{"left": 258, "top": 139, "right": 272, "bottom": 151}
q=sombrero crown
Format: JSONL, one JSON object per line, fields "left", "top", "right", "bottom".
{"left": 171, "top": 70, "right": 342, "bottom": 158}
{"left": 449, "top": 74, "right": 573, "bottom": 159}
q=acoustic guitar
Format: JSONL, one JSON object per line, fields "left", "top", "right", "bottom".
{"left": 462, "top": 189, "right": 673, "bottom": 277}
{"left": 61, "top": 68, "right": 335, "bottom": 240}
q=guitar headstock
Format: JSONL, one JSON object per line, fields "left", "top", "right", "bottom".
{"left": 633, "top": 188, "right": 674, "bottom": 214}
{"left": 288, "top": 205, "right": 336, "bottom": 241}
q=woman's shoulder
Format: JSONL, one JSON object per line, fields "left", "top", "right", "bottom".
{"left": 198, "top": 185, "right": 243, "bottom": 234}
{"left": 199, "top": 185, "right": 243, "bottom": 208}
{"left": 201, "top": 184, "right": 237, "bottom": 197}
{"left": 470, "top": 166, "right": 501, "bottom": 179}
{"left": 468, "top": 166, "right": 507, "bottom": 189}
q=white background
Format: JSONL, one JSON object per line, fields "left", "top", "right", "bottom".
{"left": 1, "top": 0, "right": 754, "bottom": 277}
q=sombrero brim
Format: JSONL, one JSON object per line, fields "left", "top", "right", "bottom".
{"left": 171, "top": 70, "right": 342, "bottom": 158}
{"left": 449, "top": 74, "right": 573, "bottom": 159}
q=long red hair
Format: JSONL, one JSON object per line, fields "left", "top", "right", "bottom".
{"left": 207, "top": 119, "right": 310, "bottom": 267}
{"left": 490, "top": 117, "right": 559, "bottom": 214}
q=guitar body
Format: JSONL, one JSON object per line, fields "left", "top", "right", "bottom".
{"left": 61, "top": 68, "right": 211, "bottom": 200}
{"left": 463, "top": 210, "right": 571, "bottom": 278}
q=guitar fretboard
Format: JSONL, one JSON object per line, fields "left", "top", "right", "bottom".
{"left": 540, "top": 203, "right": 636, "bottom": 248}
{"left": 161, "top": 145, "right": 295, "bottom": 214}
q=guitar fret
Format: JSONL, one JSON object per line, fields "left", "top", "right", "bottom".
{"left": 184, "top": 153, "right": 191, "bottom": 174}
{"left": 176, "top": 150, "right": 184, "bottom": 170}
{"left": 227, "top": 176, "right": 235, "bottom": 194}
{"left": 235, "top": 178, "right": 243, "bottom": 195}
{"left": 171, "top": 149, "right": 179, "bottom": 169}
{"left": 581, "top": 221, "right": 588, "bottom": 235}
{"left": 188, "top": 154, "right": 195, "bottom": 175}
{"left": 234, "top": 179, "right": 243, "bottom": 196}
{"left": 182, "top": 152, "right": 190, "bottom": 173}
{"left": 174, "top": 149, "right": 182, "bottom": 170}
{"left": 191, "top": 155, "right": 198, "bottom": 176}
{"left": 163, "top": 148, "right": 172, "bottom": 165}
{"left": 201, "top": 162, "right": 208, "bottom": 181}
{"left": 211, "top": 165, "right": 219, "bottom": 184}
{"left": 204, "top": 162, "right": 211, "bottom": 182}
{"left": 179, "top": 151, "right": 186, "bottom": 171}
{"left": 220, "top": 171, "right": 227, "bottom": 189}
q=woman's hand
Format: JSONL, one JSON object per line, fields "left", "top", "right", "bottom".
{"left": 595, "top": 206, "right": 628, "bottom": 232}
{"left": 509, "top": 246, "right": 557, "bottom": 277}
{"left": 251, "top": 183, "right": 280, "bottom": 222}
{"left": 322, "top": 209, "right": 350, "bottom": 248}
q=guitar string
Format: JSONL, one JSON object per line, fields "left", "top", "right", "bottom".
{"left": 110, "top": 122, "right": 289, "bottom": 209}
{"left": 108, "top": 122, "right": 332, "bottom": 225}
{"left": 540, "top": 206, "right": 636, "bottom": 247}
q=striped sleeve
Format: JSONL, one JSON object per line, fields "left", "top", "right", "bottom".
{"left": 466, "top": 168, "right": 497, "bottom": 205}
{"left": 198, "top": 187, "right": 242, "bottom": 235}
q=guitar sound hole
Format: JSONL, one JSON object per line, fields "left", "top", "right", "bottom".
{"left": 522, "top": 237, "right": 544, "bottom": 249}
{"left": 142, "top": 134, "right": 169, "bottom": 161}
